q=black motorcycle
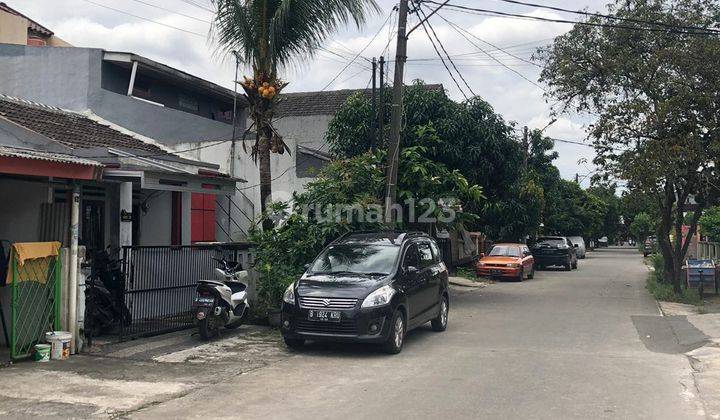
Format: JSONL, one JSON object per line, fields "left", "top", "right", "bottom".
{"left": 84, "top": 248, "right": 132, "bottom": 337}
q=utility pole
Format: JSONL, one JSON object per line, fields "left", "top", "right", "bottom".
{"left": 229, "top": 51, "right": 240, "bottom": 239}
{"left": 384, "top": 0, "right": 409, "bottom": 223}
{"left": 371, "top": 57, "right": 377, "bottom": 152}
{"left": 522, "top": 126, "right": 529, "bottom": 171}
{"left": 378, "top": 55, "right": 385, "bottom": 149}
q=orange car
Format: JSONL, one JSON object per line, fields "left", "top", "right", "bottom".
{"left": 476, "top": 243, "right": 535, "bottom": 281}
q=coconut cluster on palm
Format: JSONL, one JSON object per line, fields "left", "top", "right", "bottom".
{"left": 211, "top": 0, "right": 380, "bottom": 227}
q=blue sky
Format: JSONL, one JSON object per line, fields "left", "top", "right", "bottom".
{"left": 14, "top": 0, "right": 613, "bottom": 184}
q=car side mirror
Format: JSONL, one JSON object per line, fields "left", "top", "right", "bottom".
{"left": 303, "top": 263, "right": 310, "bottom": 270}
{"left": 479, "top": 253, "right": 485, "bottom": 258}
{"left": 405, "top": 265, "right": 419, "bottom": 274}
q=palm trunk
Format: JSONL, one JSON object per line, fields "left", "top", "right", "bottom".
{"left": 259, "top": 146, "right": 272, "bottom": 230}
{"left": 257, "top": 118, "right": 273, "bottom": 230}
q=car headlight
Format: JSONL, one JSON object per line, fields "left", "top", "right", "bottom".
{"left": 283, "top": 283, "right": 295, "bottom": 305}
{"left": 478, "top": 262, "right": 485, "bottom": 267}
{"left": 361, "top": 285, "right": 395, "bottom": 308}
{"left": 506, "top": 263, "right": 520, "bottom": 268}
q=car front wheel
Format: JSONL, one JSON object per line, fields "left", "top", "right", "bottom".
{"left": 383, "top": 310, "right": 405, "bottom": 354}
{"left": 284, "top": 337, "right": 305, "bottom": 350}
{"left": 431, "top": 295, "right": 449, "bottom": 332}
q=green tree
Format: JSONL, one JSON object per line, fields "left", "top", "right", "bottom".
{"left": 537, "top": 0, "right": 720, "bottom": 293}
{"left": 587, "top": 184, "right": 623, "bottom": 243}
{"left": 212, "top": 0, "right": 379, "bottom": 228}
{"left": 544, "top": 180, "right": 607, "bottom": 240}
{"left": 251, "top": 127, "right": 483, "bottom": 310}
{"left": 326, "top": 81, "right": 542, "bottom": 240}
{"left": 699, "top": 206, "right": 720, "bottom": 242}
{"left": 629, "top": 212, "right": 655, "bottom": 241}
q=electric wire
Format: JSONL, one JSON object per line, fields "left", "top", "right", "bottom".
{"left": 80, "top": 0, "right": 207, "bottom": 37}
{"left": 127, "top": 0, "right": 212, "bottom": 23}
{"left": 420, "top": 4, "right": 542, "bottom": 69}
{"left": 320, "top": 9, "right": 395, "bottom": 91}
{"left": 416, "top": 6, "right": 476, "bottom": 98}
{"left": 488, "top": 0, "right": 720, "bottom": 35}
{"left": 424, "top": 1, "right": 720, "bottom": 37}
{"left": 439, "top": 13, "right": 546, "bottom": 91}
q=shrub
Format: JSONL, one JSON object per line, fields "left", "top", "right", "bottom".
{"left": 645, "top": 253, "right": 701, "bottom": 305}
{"left": 250, "top": 128, "right": 485, "bottom": 313}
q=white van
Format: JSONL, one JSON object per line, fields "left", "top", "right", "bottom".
{"left": 568, "top": 236, "right": 587, "bottom": 259}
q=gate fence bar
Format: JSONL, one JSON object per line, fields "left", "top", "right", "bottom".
{"left": 119, "top": 243, "right": 254, "bottom": 341}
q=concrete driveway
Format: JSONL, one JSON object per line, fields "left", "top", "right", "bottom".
{"left": 131, "top": 248, "right": 706, "bottom": 419}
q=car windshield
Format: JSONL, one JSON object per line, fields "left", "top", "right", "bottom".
{"left": 308, "top": 244, "right": 400, "bottom": 276}
{"left": 488, "top": 245, "right": 521, "bottom": 257}
{"left": 536, "top": 238, "right": 565, "bottom": 246}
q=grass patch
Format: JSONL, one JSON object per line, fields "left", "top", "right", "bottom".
{"left": 453, "top": 266, "right": 477, "bottom": 281}
{"left": 645, "top": 254, "right": 702, "bottom": 306}
{"left": 646, "top": 273, "right": 702, "bottom": 306}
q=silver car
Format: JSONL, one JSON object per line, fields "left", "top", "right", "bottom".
{"left": 568, "top": 236, "right": 587, "bottom": 259}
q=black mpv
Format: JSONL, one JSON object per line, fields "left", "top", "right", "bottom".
{"left": 281, "top": 231, "right": 450, "bottom": 354}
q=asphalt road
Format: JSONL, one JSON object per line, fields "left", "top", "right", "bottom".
{"left": 135, "top": 248, "right": 705, "bottom": 419}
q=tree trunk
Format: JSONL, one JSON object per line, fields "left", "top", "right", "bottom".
{"left": 658, "top": 182, "right": 676, "bottom": 286}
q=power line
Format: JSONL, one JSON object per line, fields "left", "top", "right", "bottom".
{"left": 80, "top": 0, "right": 206, "bottom": 37}
{"left": 177, "top": 0, "right": 214, "bottom": 13}
{"left": 425, "top": 1, "right": 720, "bottom": 37}
{"left": 415, "top": 7, "right": 474, "bottom": 99}
{"left": 320, "top": 9, "right": 394, "bottom": 92}
{"left": 489, "top": 0, "right": 720, "bottom": 35}
{"left": 440, "top": 14, "right": 546, "bottom": 91}
{"left": 421, "top": 4, "right": 542, "bottom": 69}
{"left": 127, "top": 0, "right": 212, "bottom": 23}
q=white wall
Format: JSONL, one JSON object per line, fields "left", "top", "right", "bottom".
{"left": 137, "top": 190, "right": 172, "bottom": 246}
{"left": 172, "top": 113, "right": 334, "bottom": 237}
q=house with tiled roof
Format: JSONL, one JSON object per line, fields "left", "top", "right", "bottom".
{"left": 0, "top": 94, "right": 240, "bottom": 249}
{"left": 0, "top": 42, "right": 256, "bottom": 242}
{"left": 0, "top": 2, "right": 71, "bottom": 47}
{"left": 0, "top": 94, "right": 250, "bottom": 351}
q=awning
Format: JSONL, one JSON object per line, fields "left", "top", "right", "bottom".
{"left": 103, "top": 169, "right": 240, "bottom": 195}
{"left": 0, "top": 146, "right": 103, "bottom": 180}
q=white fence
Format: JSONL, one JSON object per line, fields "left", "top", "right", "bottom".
{"left": 697, "top": 241, "right": 720, "bottom": 260}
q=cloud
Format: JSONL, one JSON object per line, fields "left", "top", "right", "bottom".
{"left": 13, "top": 0, "right": 609, "bottom": 184}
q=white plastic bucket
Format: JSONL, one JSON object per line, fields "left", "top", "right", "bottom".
{"left": 45, "top": 331, "right": 72, "bottom": 360}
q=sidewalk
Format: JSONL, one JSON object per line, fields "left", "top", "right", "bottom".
{"left": 448, "top": 276, "right": 488, "bottom": 288}
{"left": 659, "top": 301, "right": 720, "bottom": 418}
{"left": 0, "top": 325, "right": 290, "bottom": 417}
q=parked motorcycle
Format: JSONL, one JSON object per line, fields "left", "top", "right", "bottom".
{"left": 84, "top": 247, "right": 132, "bottom": 337}
{"left": 193, "top": 257, "right": 249, "bottom": 340}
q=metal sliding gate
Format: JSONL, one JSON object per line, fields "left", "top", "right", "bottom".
{"left": 119, "top": 243, "right": 254, "bottom": 341}
{"left": 9, "top": 250, "right": 61, "bottom": 360}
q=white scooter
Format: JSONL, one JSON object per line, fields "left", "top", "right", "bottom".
{"left": 193, "top": 257, "right": 249, "bottom": 340}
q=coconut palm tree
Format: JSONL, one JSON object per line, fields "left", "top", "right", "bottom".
{"left": 211, "top": 0, "right": 380, "bottom": 229}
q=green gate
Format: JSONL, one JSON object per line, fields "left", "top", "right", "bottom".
{"left": 9, "top": 246, "right": 61, "bottom": 360}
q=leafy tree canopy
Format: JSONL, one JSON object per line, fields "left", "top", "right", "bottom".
{"left": 699, "top": 206, "right": 720, "bottom": 242}
{"left": 537, "top": 0, "right": 720, "bottom": 292}
{"left": 251, "top": 125, "right": 484, "bottom": 310}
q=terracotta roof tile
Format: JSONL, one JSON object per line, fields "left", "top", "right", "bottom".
{"left": 274, "top": 84, "right": 444, "bottom": 117}
{"left": 0, "top": 96, "right": 166, "bottom": 154}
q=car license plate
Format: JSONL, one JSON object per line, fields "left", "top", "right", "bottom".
{"left": 491, "top": 269, "right": 502, "bottom": 275}
{"left": 308, "top": 310, "right": 341, "bottom": 322}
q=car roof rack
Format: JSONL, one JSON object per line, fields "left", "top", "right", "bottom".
{"left": 333, "top": 229, "right": 429, "bottom": 244}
